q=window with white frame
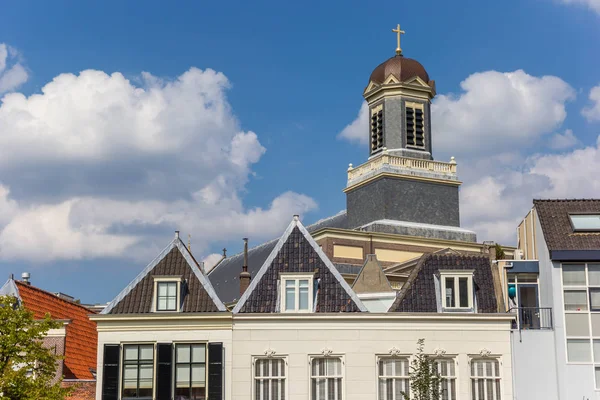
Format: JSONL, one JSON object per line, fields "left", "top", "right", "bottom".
{"left": 280, "top": 274, "right": 313, "bottom": 312}
{"left": 311, "top": 357, "right": 343, "bottom": 400}
{"left": 254, "top": 358, "right": 286, "bottom": 400}
{"left": 440, "top": 271, "right": 474, "bottom": 310}
{"left": 470, "top": 359, "right": 501, "bottom": 400}
{"left": 122, "top": 344, "right": 154, "bottom": 399}
{"left": 377, "top": 357, "right": 409, "bottom": 400}
{"left": 436, "top": 359, "right": 457, "bottom": 400}
{"left": 154, "top": 277, "right": 182, "bottom": 312}
{"left": 175, "top": 343, "right": 206, "bottom": 399}
{"left": 569, "top": 214, "right": 600, "bottom": 232}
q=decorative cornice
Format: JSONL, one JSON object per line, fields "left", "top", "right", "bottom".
{"left": 479, "top": 348, "right": 492, "bottom": 358}
{"left": 321, "top": 347, "right": 334, "bottom": 357}
{"left": 264, "top": 348, "right": 276, "bottom": 358}
{"left": 433, "top": 348, "right": 447, "bottom": 357}
{"left": 388, "top": 346, "right": 402, "bottom": 357}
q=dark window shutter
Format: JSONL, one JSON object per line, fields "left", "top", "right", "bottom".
{"left": 156, "top": 343, "right": 173, "bottom": 400}
{"left": 102, "top": 344, "right": 120, "bottom": 400}
{"left": 208, "top": 342, "right": 224, "bottom": 400}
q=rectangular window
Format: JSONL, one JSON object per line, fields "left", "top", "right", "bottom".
{"left": 122, "top": 344, "right": 154, "bottom": 399}
{"left": 567, "top": 339, "right": 591, "bottom": 362}
{"left": 156, "top": 281, "right": 178, "bottom": 311}
{"left": 436, "top": 359, "right": 456, "bottom": 400}
{"left": 175, "top": 343, "right": 206, "bottom": 399}
{"left": 311, "top": 357, "right": 342, "bottom": 400}
{"left": 596, "top": 366, "right": 600, "bottom": 389}
{"left": 589, "top": 264, "right": 600, "bottom": 286}
{"left": 377, "top": 357, "right": 409, "bottom": 400}
{"left": 564, "top": 290, "right": 588, "bottom": 311}
{"left": 569, "top": 214, "right": 600, "bottom": 232}
{"left": 281, "top": 274, "right": 313, "bottom": 313}
{"left": 441, "top": 271, "right": 474, "bottom": 310}
{"left": 590, "top": 288, "right": 600, "bottom": 311}
{"left": 470, "top": 359, "right": 501, "bottom": 400}
{"left": 563, "top": 264, "right": 586, "bottom": 286}
{"left": 405, "top": 103, "right": 425, "bottom": 149}
{"left": 254, "top": 358, "right": 286, "bottom": 400}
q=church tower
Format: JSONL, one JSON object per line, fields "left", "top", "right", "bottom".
{"left": 346, "top": 25, "right": 461, "bottom": 230}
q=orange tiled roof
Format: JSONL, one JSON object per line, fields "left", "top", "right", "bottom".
{"left": 15, "top": 281, "right": 97, "bottom": 380}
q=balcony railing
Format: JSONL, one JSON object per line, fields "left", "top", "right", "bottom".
{"left": 347, "top": 151, "right": 458, "bottom": 184}
{"left": 509, "top": 307, "right": 553, "bottom": 330}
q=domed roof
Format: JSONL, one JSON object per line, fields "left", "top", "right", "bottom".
{"left": 369, "top": 55, "right": 430, "bottom": 85}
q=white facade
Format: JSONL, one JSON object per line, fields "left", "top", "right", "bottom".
{"left": 232, "top": 313, "right": 514, "bottom": 400}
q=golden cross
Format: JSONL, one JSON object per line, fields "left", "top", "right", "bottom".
{"left": 392, "top": 24, "right": 405, "bottom": 55}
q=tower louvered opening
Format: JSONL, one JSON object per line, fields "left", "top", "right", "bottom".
{"left": 371, "top": 109, "right": 384, "bottom": 152}
{"left": 406, "top": 106, "right": 424, "bottom": 148}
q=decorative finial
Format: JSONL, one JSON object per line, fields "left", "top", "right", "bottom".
{"left": 392, "top": 24, "right": 405, "bottom": 55}
{"left": 222, "top": 248, "right": 227, "bottom": 257}
{"left": 188, "top": 234, "right": 191, "bottom": 251}
{"left": 450, "top": 156, "right": 456, "bottom": 164}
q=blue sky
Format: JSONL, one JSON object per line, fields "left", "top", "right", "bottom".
{"left": 0, "top": 0, "right": 599, "bottom": 304}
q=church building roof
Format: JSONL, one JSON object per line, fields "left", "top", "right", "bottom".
{"left": 368, "top": 55, "right": 430, "bottom": 85}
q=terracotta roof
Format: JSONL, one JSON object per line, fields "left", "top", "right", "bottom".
{"left": 234, "top": 217, "right": 366, "bottom": 313}
{"left": 368, "top": 55, "right": 430, "bottom": 85}
{"left": 107, "top": 245, "right": 223, "bottom": 314}
{"left": 14, "top": 281, "right": 97, "bottom": 380}
{"left": 389, "top": 254, "right": 498, "bottom": 313}
{"left": 534, "top": 199, "right": 600, "bottom": 251}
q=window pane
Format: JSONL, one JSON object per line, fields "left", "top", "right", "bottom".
{"left": 564, "top": 290, "right": 588, "bottom": 311}
{"left": 191, "top": 364, "right": 206, "bottom": 386}
{"left": 139, "top": 364, "right": 153, "bottom": 388}
{"left": 445, "top": 278, "right": 455, "bottom": 307}
{"left": 285, "top": 283, "right": 295, "bottom": 311}
{"left": 299, "top": 286, "right": 309, "bottom": 310}
{"left": 167, "top": 298, "right": 177, "bottom": 310}
{"left": 191, "top": 344, "right": 205, "bottom": 363}
{"left": 570, "top": 214, "right": 600, "bottom": 231}
{"left": 589, "top": 264, "right": 600, "bottom": 286}
{"left": 123, "top": 365, "right": 137, "bottom": 388}
{"left": 158, "top": 282, "right": 168, "bottom": 296}
{"left": 596, "top": 367, "right": 600, "bottom": 389}
{"left": 565, "top": 313, "right": 590, "bottom": 336}
{"left": 124, "top": 345, "right": 138, "bottom": 361}
{"left": 592, "top": 314, "right": 600, "bottom": 336}
{"left": 591, "top": 289, "right": 600, "bottom": 310}
{"left": 167, "top": 282, "right": 177, "bottom": 296}
{"left": 176, "top": 365, "right": 190, "bottom": 386}
{"left": 157, "top": 298, "right": 167, "bottom": 311}
{"left": 567, "top": 339, "right": 591, "bottom": 362}
{"left": 594, "top": 340, "right": 600, "bottom": 363}
{"left": 177, "top": 345, "right": 191, "bottom": 363}
{"left": 563, "top": 265, "right": 586, "bottom": 286}
{"left": 139, "top": 345, "right": 153, "bottom": 360}
{"left": 459, "top": 278, "right": 469, "bottom": 308}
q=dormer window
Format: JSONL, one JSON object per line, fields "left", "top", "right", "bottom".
{"left": 153, "top": 276, "right": 183, "bottom": 312}
{"left": 440, "top": 270, "right": 474, "bottom": 310}
{"left": 405, "top": 102, "right": 425, "bottom": 149}
{"left": 280, "top": 273, "right": 313, "bottom": 312}
{"left": 569, "top": 214, "right": 600, "bottom": 232}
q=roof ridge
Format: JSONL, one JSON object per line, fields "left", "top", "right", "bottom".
{"left": 534, "top": 198, "right": 600, "bottom": 202}
{"left": 232, "top": 216, "right": 367, "bottom": 313}
{"left": 14, "top": 281, "right": 96, "bottom": 314}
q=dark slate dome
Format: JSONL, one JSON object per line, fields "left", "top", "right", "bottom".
{"left": 369, "top": 55, "right": 430, "bottom": 84}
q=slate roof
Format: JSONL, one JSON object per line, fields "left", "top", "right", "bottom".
{"left": 233, "top": 216, "right": 366, "bottom": 313}
{"left": 534, "top": 199, "right": 600, "bottom": 251}
{"left": 389, "top": 254, "right": 498, "bottom": 313}
{"left": 102, "top": 236, "right": 226, "bottom": 314}
{"left": 0, "top": 280, "right": 97, "bottom": 380}
{"left": 209, "top": 211, "right": 348, "bottom": 304}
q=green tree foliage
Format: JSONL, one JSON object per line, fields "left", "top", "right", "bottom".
{"left": 495, "top": 244, "right": 506, "bottom": 260}
{"left": 0, "top": 295, "right": 71, "bottom": 400}
{"left": 402, "top": 339, "right": 443, "bottom": 400}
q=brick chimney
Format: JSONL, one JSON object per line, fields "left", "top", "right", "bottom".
{"left": 240, "top": 238, "right": 251, "bottom": 296}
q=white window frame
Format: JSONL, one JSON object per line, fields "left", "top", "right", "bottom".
{"left": 152, "top": 276, "right": 183, "bottom": 312}
{"left": 309, "top": 355, "right": 344, "bottom": 400}
{"left": 376, "top": 355, "right": 410, "bottom": 400}
{"left": 280, "top": 273, "right": 314, "bottom": 313}
{"left": 435, "top": 357, "right": 458, "bottom": 400}
{"left": 469, "top": 358, "right": 502, "bottom": 400}
{"left": 440, "top": 270, "right": 474, "bottom": 310}
{"left": 252, "top": 356, "right": 288, "bottom": 400}
{"left": 174, "top": 342, "right": 207, "bottom": 399}
{"left": 121, "top": 343, "right": 155, "bottom": 400}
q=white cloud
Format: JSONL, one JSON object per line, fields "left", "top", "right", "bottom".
{"left": 432, "top": 70, "right": 575, "bottom": 157}
{"left": 559, "top": 0, "right": 600, "bottom": 14}
{"left": 548, "top": 129, "right": 580, "bottom": 150}
{"left": 583, "top": 84, "right": 600, "bottom": 122}
{"left": 202, "top": 253, "right": 224, "bottom": 273}
{"left": 0, "top": 67, "right": 318, "bottom": 262}
{"left": 337, "top": 102, "right": 368, "bottom": 145}
{"left": 0, "top": 44, "right": 28, "bottom": 94}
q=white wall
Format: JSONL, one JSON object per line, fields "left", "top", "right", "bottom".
{"left": 232, "top": 315, "right": 514, "bottom": 400}
{"left": 94, "top": 316, "right": 233, "bottom": 400}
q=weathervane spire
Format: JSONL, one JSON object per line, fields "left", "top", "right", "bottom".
{"left": 392, "top": 24, "right": 405, "bottom": 55}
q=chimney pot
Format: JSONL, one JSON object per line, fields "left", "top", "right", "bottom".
{"left": 175, "top": 230, "right": 180, "bottom": 239}
{"left": 21, "top": 272, "right": 30, "bottom": 285}
{"left": 240, "top": 238, "right": 251, "bottom": 296}
{"left": 293, "top": 214, "right": 299, "bottom": 221}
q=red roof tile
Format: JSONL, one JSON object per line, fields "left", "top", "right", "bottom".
{"left": 15, "top": 281, "right": 97, "bottom": 380}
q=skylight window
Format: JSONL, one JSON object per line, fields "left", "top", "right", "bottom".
{"left": 569, "top": 214, "right": 600, "bottom": 232}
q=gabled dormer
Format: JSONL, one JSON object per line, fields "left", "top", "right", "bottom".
{"left": 102, "top": 231, "right": 226, "bottom": 315}
{"left": 233, "top": 216, "right": 366, "bottom": 313}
